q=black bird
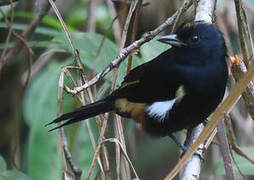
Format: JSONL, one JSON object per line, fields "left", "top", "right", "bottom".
{"left": 46, "top": 21, "right": 228, "bottom": 148}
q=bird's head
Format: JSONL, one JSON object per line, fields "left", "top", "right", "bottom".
{"left": 158, "top": 21, "right": 227, "bottom": 65}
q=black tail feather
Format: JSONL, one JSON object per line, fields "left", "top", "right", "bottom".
{"left": 48, "top": 116, "right": 88, "bottom": 132}
{"left": 46, "top": 99, "right": 113, "bottom": 131}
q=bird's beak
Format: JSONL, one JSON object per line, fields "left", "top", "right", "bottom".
{"left": 157, "top": 34, "right": 186, "bottom": 47}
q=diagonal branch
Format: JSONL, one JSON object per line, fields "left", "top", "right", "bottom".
{"left": 217, "top": 116, "right": 234, "bottom": 180}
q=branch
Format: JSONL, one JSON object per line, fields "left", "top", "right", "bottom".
{"left": 106, "top": 0, "right": 122, "bottom": 45}
{"left": 181, "top": 124, "right": 205, "bottom": 180}
{"left": 217, "top": 117, "right": 234, "bottom": 180}
{"left": 64, "top": 0, "right": 193, "bottom": 95}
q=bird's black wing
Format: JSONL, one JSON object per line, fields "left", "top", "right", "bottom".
{"left": 112, "top": 50, "right": 182, "bottom": 103}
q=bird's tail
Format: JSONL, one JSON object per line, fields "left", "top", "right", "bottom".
{"left": 46, "top": 99, "right": 114, "bottom": 131}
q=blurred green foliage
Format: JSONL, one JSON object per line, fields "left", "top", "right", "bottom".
{"left": 215, "top": 147, "right": 254, "bottom": 176}
{"left": 0, "top": 155, "right": 31, "bottom": 180}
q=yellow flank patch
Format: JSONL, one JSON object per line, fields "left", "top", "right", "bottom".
{"left": 175, "top": 85, "right": 185, "bottom": 104}
{"left": 120, "top": 80, "right": 140, "bottom": 89}
{"left": 115, "top": 98, "right": 146, "bottom": 121}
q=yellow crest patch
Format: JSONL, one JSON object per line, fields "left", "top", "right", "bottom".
{"left": 184, "top": 23, "right": 192, "bottom": 28}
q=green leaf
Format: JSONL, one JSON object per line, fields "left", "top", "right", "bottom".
{"left": 65, "top": 6, "right": 88, "bottom": 27}
{"left": 215, "top": 147, "right": 254, "bottom": 176}
{"left": 0, "top": 23, "right": 59, "bottom": 36}
{"left": 1, "top": 170, "right": 31, "bottom": 180}
{"left": 14, "top": 12, "right": 76, "bottom": 32}
{"left": 23, "top": 61, "right": 73, "bottom": 180}
{"left": 139, "top": 36, "right": 171, "bottom": 61}
{"left": 0, "top": 41, "right": 60, "bottom": 49}
{"left": 0, "top": 155, "right": 6, "bottom": 174}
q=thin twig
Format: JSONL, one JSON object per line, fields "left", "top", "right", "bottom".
{"left": 75, "top": 50, "right": 109, "bottom": 178}
{"left": 48, "top": 0, "right": 111, "bottom": 178}
{"left": 48, "top": 5, "right": 86, "bottom": 175}
{"left": 57, "top": 69, "right": 82, "bottom": 180}
{"left": 64, "top": 0, "right": 193, "bottom": 95}
{"left": 61, "top": 128, "right": 82, "bottom": 180}
{"left": 106, "top": 0, "right": 122, "bottom": 45}
{"left": 48, "top": 0, "right": 75, "bottom": 53}
{"left": 224, "top": 115, "right": 248, "bottom": 180}
{"left": 170, "top": 0, "right": 190, "bottom": 34}
{"left": 217, "top": 115, "right": 234, "bottom": 180}
{"left": 102, "top": 138, "right": 139, "bottom": 179}
{"left": 93, "top": 16, "right": 119, "bottom": 73}
{"left": 87, "top": 0, "right": 97, "bottom": 32}
{"left": 61, "top": 66, "right": 107, "bottom": 178}
{"left": 224, "top": 114, "right": 254, "bottom": 164}
{"left": 86, "top": 114, "right": 109, "bottom": 180}
{"left": 77, "top": 52, "right": 109, "bottom": 179}
{"left": 120, "top": 0, "right": 138, "bottom": 48}
{"left": 115, "top": 140, "right": 121, "bottom": 180}
{"left": 234, "top": 0, "right": 254, "bottom": 66}
{"left": 23, "top": 47, "right": 33, "bottom": 89}
{"left": 126, "top": 0, "right": 142, "bottom": 73}
{"left": 21, "top": 49, "right": 55, "bottom": 84}
{"left": 45, "top": 5, "right": 100, "bottom": 177}
{"left": 122, "top": 0, "right": 142, "bottom": 134}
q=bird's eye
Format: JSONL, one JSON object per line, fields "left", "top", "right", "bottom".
{"left": 190, "top": 35, "right": 199, "bottom": 43}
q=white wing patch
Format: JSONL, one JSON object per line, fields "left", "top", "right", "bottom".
{"left": 146, "top": 99, "right": 176, "bottom": 121}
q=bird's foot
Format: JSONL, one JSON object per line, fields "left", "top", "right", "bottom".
{"left": 169, "top": 134, "right": 205, "bottom": 161}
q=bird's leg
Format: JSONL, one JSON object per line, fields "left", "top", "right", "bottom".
{"left": 203, "top": 118, "right": 209, "bottom": 125}
{"left": 169, "top": 133, "right": 205, "bottom": 161}
{"left": 169, "top": 133, "right": 188, "bottom": 152}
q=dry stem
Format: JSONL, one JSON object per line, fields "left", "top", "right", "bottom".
{"left": 217, "top": 117, "right": 234, "bottom": 180}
